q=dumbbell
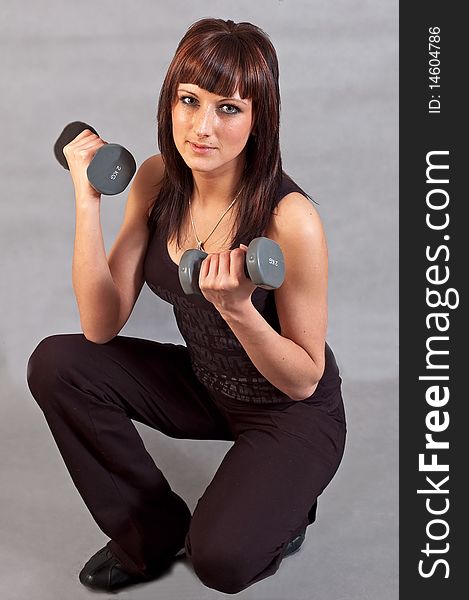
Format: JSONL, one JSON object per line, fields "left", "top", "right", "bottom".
{"left": 178, "top": 237, "right": 285, "bottom": 296}
{"left": 53, "top": 121, "right": 136, "bottom": 195}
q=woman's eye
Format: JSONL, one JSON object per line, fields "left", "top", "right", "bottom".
{"left": 180, "top": 96, "right": 197, "bottom": 106}
{"left": 178, "top": 96, "right": 239, "bottom": 114}
{"left": 220, "top": 104, "right": 240, "bottom": 114}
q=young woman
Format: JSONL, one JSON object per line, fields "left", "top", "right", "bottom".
{"left": 27, "top": 17, "right": 346, "bottom": 594}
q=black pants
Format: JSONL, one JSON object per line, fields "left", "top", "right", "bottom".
{"left": 27, "top": 334, "right": 346, "bottom": 594}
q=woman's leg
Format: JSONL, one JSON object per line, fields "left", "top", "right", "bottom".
{"left": 27, "top": 333, "right": 232, "bottom": 577}
{"left": 185, "top": 392, "right": 346, "bottom": 594}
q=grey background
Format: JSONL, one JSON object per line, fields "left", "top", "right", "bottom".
{"left": 0, "top": 1, "right": 398, "bottom": 599}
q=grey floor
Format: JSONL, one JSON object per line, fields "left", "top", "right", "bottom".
{"left": 1, "top": 376, "right": 397, "bottom": 600}
{"left": 1, "top": 1, "right": 398, "bottom": 598}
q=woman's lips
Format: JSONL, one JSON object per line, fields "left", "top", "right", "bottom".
{"left": 188, "top": 141, "right": 215, "bottom": 154}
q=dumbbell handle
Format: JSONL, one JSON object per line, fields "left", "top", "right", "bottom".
{"left": 179, "top": 249, "right": 251, "bottom": 295}
{"left": 178, "top": 238, "right": 285, "bottom": 296}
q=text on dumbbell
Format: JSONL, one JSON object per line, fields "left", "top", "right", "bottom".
{"left": 110, "top": 165, "right": 122, "bottom": 180}
{"left": 269, "top": 257, "right": 279, "bottom": 267}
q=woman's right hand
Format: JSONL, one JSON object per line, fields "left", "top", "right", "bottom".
{"left": 62, "top": 128, "right": 107, "bottom": 202}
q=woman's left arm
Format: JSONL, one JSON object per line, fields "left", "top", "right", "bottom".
{"left": 199, "top": 193, "right": 328, "bottom": 401}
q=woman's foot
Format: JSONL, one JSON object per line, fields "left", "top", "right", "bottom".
{"left": 79, "top": 546, "right": 150, "bottom": 592}
{"left": 282, "top": 529, "right": 306, "bottom": 557}
{"left": 79, "top": 533, "right": 303, "bottom": 592}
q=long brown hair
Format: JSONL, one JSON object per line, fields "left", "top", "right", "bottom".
{"left": 148, "top": 18, "right": 307, "bottom": 248}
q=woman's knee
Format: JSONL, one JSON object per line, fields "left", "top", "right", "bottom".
{"left": 187, "top": 529, "right": 260, "bottom": 594}
{"left": 27, "top": 334, "right": 87, "bottom": 410}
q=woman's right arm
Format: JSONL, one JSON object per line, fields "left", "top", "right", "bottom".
{"left": 64, "top": 130, "right": 164, "bottom": 343}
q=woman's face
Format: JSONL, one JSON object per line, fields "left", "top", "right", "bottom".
{"left": 171, "top": 83, "right": 254, "bottom": 177}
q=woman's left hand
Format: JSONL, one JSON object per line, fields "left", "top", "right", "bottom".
{"left": 199, "top": 244, "right": 258, "bottom": 316}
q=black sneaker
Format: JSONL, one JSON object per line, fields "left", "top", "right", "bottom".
{"left": 282, "top": 530, "right": 306, "bottom": 558}
{"left": 79, "top": 546, "right": 151, "bottom": 592}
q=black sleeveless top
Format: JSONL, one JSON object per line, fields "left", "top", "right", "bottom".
{"left": 143, "top": 175, "right": 340, "bottom": 404}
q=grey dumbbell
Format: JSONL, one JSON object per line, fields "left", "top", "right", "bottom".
{"left": 178, "top": 237, "right": 285, "bottom": 296}
{"left": 53, "top": 121, "right": 136, "bottom": 195}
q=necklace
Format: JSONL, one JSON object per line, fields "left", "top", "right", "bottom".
{"left": 188, "top": 190, "right": 240, "bottom": 251}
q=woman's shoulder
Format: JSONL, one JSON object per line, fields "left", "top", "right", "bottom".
{"left": 128, "top": 154, "right": 165, "bottom": 216}
{"left": 266, "top": 180, "right": 324, "bottom": 246}
{"left": 136, "top": 154, "right": 165, "bottom": 188}
{"left": 273, "top": 173, "right": 310, "bottom": 204}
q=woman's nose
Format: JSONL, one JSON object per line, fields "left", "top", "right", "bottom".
{"left": 194, "top": 106, "right": 214, "bottom": 137}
